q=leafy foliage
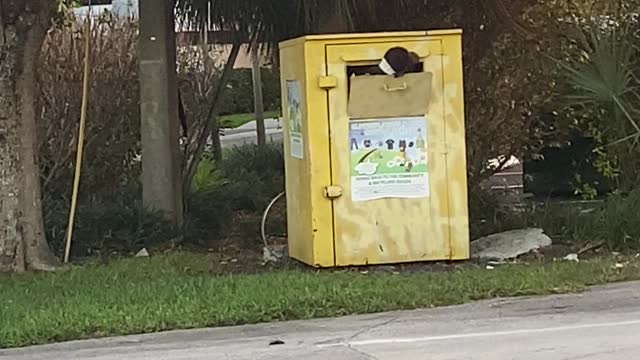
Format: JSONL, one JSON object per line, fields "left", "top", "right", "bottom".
{"left": 216, "top": 144, "right": 285, "bottom": 211}
{"left": 595, "top": 189, "right": 640, "bottom": 250}
{"left": 174, "top": 0, "right": 640, "bottom": 195}
{"left": 190, "top": 157, "right": 225, "bottom": 195}
{"left": 174, "top": 1, "right": 569, "bottom": 185}
{"left": 36, "top": 0, "right": 640, "bottom": 258}
{"left": 37, "top": 13, "right": 152, "bottom": 258}
{"left": 38, "top": 13, "right": 141, "bottom": 205}
{"left": 175, "top": 0, "right": 421, "bottom": 48}
{"left": 562, "top": 25, "right": 640, "bottom": 141}
{"left": 471, "top": 185, "right": 640, "bottom": 252}
{"left": 218, "top": 68, "right": 281, "bottom": 116}
{"left": 44, "top": 193, "right": 178, "bottom": 258}
{"left": 558, "top": 18, "right": 640, "bottom": 194}
{"left": 184, "top": 143, "right": 285, "bottom": 245}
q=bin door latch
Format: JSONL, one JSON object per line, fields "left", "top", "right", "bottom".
{"left": 324, "top": 185, "right": 343, "bottom": 199}
{"left": 319, "top": 76, "right": 337, "bottom": 90}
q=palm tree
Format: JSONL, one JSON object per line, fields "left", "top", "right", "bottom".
{"left": 175, "top": 0, "right": 424, "bottom": 45}
{"left": 174, "top": 0, "right": 544, "bottom": 195}
{"left": 562, "top": 25, "right": 640, "bottom": 143}
{"left": 560, "top": 21, "right": 640, "bottom": 191}
{"left": 175, "top": 0, "right": 432, "bottom": 192}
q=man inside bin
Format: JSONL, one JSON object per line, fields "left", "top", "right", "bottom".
{"left": 347, "top": 47, "right": 420, "bottom": 77}
{"left": 378, "top": 47, "right": 421, "bottom": 77}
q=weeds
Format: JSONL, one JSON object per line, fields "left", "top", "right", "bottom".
{"left": 471, "top": 187, "right": 640, "bottom": 251}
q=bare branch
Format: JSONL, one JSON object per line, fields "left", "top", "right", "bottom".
{"left": 183, "top": 41, "right": 241, "bottom": 198}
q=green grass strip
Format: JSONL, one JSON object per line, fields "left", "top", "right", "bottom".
{"left": 1, "top": 253, "right": 638, "bottom": 348}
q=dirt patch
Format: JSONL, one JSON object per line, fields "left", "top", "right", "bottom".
{"left": 517, "top": 242, "right": 613, "bottom": 263}
{"left": 188, "top": 235, "right": 622, "bottom": 275}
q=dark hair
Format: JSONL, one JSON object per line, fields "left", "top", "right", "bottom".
{"left": 384, "top": 47, "right": 420, "bottom": 77}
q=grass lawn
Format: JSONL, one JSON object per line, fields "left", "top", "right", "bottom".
{"left": 1, "top": 253, "right": 639, "bottom": 349}
{"left": 219, "top": 111, "right": 281, "bottom": 129}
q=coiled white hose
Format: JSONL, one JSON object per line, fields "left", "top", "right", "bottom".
{"left": 261, "top": 192, "right": 286, "bottom": 257}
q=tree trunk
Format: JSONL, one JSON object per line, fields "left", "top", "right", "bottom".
{"left": 210, "top": 120, "right": 223, "bottom": 161}
{"left": 0, "top": 0, "right": 59, "bottom": 272}
{"left": 208, "top": 43, "right": 241, "bottom": 163}
{"left": 139, "top": 0, "right": 184, "bottom": 227}
{"left": 252, "top": 46, "right": 266, "bottom": 148}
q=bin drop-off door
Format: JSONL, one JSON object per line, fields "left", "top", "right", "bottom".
{"left": 325, "top": 40, "right": 451, "bottom": 266}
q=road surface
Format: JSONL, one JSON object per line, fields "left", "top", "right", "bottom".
{"left": 3, "top": 281, "right": 640, "bottom": 359}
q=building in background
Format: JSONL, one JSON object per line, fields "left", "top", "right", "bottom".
{"left": 72, "top": 0, "right": 269, "bottom": 69}
{"left": 73, "top": 0, "right": 139, "bottom": 18}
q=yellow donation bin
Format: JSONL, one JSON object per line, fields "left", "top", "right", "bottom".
{"left": 279, "top": 30, "right": 469, "bottom": 267}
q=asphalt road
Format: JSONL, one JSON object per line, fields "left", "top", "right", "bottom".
{"left": 3, "top": 281, "right": 640, "bottom": 360}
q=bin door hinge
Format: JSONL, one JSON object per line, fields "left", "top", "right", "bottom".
{"left": 324, "top": 185, "right": 343, "bottom": 199}
{"left": 319, "top": 75, "right": 337, "bottom": 89}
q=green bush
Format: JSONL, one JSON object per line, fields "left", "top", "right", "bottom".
{"left": 216, "top": 143, "right": 285, "bottom": 211}
{"left": 184, "top": 157, "right": 232, "bottom": 245}
{"left": 190, "top": 157, "right": 226, "bottom": 195}
{"left": 218, "top": 68, "right": 281, "bottom": 115}
{"left": 593, "top": 190, "right": 640, "bottom": 251}
{"left": 184, "top": 144, "right": 285, "bottom": 245}
{"left": 42, "top": 144, "right": 286, "bottom": 255}
{"left": 534, "top": 191, "right": 640, "bottom": 252}
{"left": 469, "top": 186, "right": 640, "bottom": 252}
{"left": 557, "top": 17, "right": 640, "bottom": 195}
{"left": 44, "top": 190, "right": 178, "bottom": 258}
{"left": 183, "top": 192, "right": 232, "bottom": 246}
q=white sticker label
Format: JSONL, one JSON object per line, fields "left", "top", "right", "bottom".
{"left": 286, "top": 80, "right": 304, "bottom": 159}
{"left": 349, "top": 117, "right": 429, "bottom": 202}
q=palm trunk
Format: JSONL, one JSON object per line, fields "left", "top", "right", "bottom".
{"left": 318, "top": 11, "right": 350, "bottom": 33}
{"left": 139, "top": 0, "right": 184, "bottom": 227}
{"left": 0, "top": 0, "right": 59, "bottom": 272}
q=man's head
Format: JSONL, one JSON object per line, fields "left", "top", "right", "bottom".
{"left": 379, "top": 47, "right": 420, "bottom": 77}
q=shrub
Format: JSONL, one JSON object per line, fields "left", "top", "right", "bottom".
{"left": 190, "top": 157, "right": 226, "bottom": 195}
{"left": 218, "top": 68, "right": 281, "bottom": 116}
{"left": 43, "top": 189, "right": 178, "bottom": 258}
{"left": 557, "top": 16, "right": 640, "bottom": 195}
{"left": 37, "top": 14, "right": 261, "bottom": 254}
{"left": 183, "top": 144, "right": 285, "bottom": 245}
{"left": 38, "top": 13, "right": 141, "bottom": 203}
{"left": 184, "top": 157, "right": 231, "bottom": 245}
{"left": 469, "top": 185, "right": 640, "bottom": 252}
{"left": 591, "top": 190, "right": 640, "bottom": 251}
{"left": 37, "top": 14, "right": 174, "bottom": 258}
{"left": 532, "top": 191, "right": 640, "bottom": 252}
{"left": 216, "top": 143, "right": 285, "bottom": 211}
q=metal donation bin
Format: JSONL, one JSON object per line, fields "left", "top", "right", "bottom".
{"left": 279, "top": 30, "right": 469, "bottom": 267}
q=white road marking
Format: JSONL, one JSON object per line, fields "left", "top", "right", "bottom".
{"left": 318, "top": 319, "right": 640, "bottom": 348}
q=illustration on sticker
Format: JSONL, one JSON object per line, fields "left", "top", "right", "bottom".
{"left": 286, "top": 80, "right": 304, "bottom": 159}
{"left": 349, "top": 117, "right": 429, "bottom": 202}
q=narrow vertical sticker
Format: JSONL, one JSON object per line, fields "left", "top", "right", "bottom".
{"left": 286, "top": 80, "right": 304, "bottom": 159}
{"left": 349, "top": 117, "right": 430, "bottom": 202}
